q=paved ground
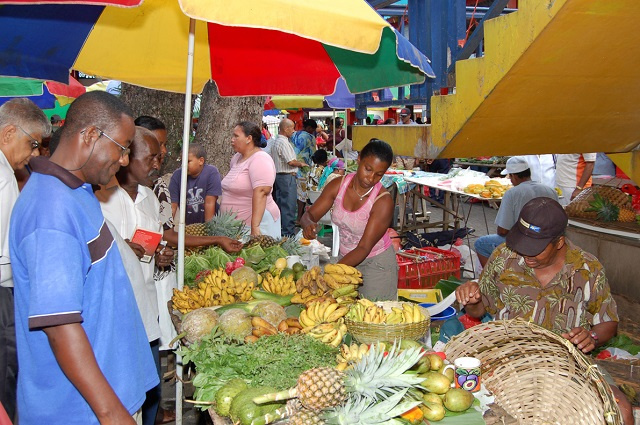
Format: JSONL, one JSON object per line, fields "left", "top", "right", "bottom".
{"left": 160, "top": 199, "right": 500, "bottom": 424}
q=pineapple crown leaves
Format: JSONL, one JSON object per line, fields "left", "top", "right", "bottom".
{"left": 343, "top": 342, "right": 424, "bottom": 402}
{"left": 585, "top": 193, "right": 620, "bottom": 221}
{"left": 205, "top": 210, "right": 249, "bottom": 239}
{"left": 323, "top": 389, "right": 421, "bottom": 425}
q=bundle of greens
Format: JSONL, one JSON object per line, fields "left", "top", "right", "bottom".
{"left": 202, "top": 246, "right": 233, "bottom": 270}
{"left": 184, "top": 255, "right": 211, "bottom": 287}
{"left": 180, "top": 329, "right": 337, "bottom": 408}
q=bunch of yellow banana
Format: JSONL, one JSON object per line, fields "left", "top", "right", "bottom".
{"left": 305, "top": 320, "right": 348, "bottom": 347}
{"left": 171, "top": 285, "right": 211, "bottom": 314}
{"left": 291, "top": 266, "right": 331, "bottom": 304}
{"left": 324, "top": 264, "right": 362, "bottom": 288}
{"left": 171, "top": 268, "right": 254, "bottom": 313}
{"left": 299, "top": 299, "right": 349, "bottom": 331}
{"left": 336, "top": 343, "right": 370, "bottom": 363}
{"left": 261, "top": 272, "right": 296, "bottom": 296}
{"left": 385, "top": 303, "right": 426, "bottom": 324}
{"left": 346, "top": 299, "right": 387, "bottom": 323}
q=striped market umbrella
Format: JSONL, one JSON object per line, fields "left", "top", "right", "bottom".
{"left": 0, "top": 76, "right": 85, "bottom": 108}
{"left": 0, "top": 0, "right": 434, "bottom": 95}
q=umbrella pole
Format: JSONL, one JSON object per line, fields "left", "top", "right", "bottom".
{"left": 175, "top": 17, "right": 197, "bottom": 425}
{"left": 332, "top": 109, "right": 336, "bottom": 156}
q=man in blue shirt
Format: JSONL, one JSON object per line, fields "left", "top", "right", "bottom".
{"left": 474, "top": 157, "right": 558, "bottom": 267}
{"left": 9, "top": 92, "right": 157, "bottom": 425}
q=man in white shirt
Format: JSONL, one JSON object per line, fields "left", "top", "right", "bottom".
{"left": 270, "top": 119, "right": 307, "bottom": 236}
{"left": 0, "top": 99, "right": 50, "bottom": 420}
{"left": 94, "top": 127, "right": 174, "bottom": 425}
{"left": 474, "top": 157, "right": 558, "bottom": 266}
{"left": 555, "top": 153, "right": 596, "bottom": 205}
{"left": 520, "top": 154, "right": 556, "bottom": 189}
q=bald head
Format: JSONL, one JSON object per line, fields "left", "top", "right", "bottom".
{"left": 117, "top": 126, "right": 161, "bottom": 188}
{"left": 278, "top": 118, "right": 295, "bottom": 138}
{"left": 279, "top": 118, "right": 294, "bottom": 133}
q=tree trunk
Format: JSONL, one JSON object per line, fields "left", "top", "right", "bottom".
{"left": 119, "top": 81, "right": 264, "bottom": 177}
{"left": 194, "top": 81, "right": 265, "bottom": 176}
{"left": 119, "top": 83, "right": 186, "bottom": 175}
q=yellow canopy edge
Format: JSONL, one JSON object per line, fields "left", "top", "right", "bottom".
{"left": 74, "top": 0, "right": 212, "bottom": 94}
{"left": 178, "top": 0, "right": 387, "bottom": 54}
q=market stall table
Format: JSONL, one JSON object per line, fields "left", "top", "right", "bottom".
{"left": 453, "top": 161, "right": 507, "bottom": 178}
{"left": 398, "top": 171, "right": 509, "bottom": 234}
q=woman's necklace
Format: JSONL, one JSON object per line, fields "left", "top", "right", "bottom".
{"left": 352, "top": 180, "right": 374, "bottom": 200}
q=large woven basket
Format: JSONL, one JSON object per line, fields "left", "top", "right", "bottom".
{"left": 444, "top": 319, "right": 622, "bottom": 425}
{"left": 345, "top": 301, "right": 430, "bottom": 344}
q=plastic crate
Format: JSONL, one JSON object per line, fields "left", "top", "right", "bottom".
{"left": 396, "top": 247, "right": 461, "bottom": 289}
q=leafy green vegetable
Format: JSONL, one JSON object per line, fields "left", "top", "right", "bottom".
{"left": 594, "top": 334, "right": 640, "bottom": 356}
{"left": 202, "top": 246, "right": 233, "bottom": 270}
{"left": 253, "top": 245, "right": 289, "bottom": 273}
{"left": 240, "top": 244, "right": 267, "bottom": 264}
{"left": 184, "top": 255, "right": 211, "bottom": 287}
{"left": 179, "top": 329, "right": 337, "bottom": 408}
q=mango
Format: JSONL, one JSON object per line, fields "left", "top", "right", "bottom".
{"left": 443, "top": 388, "right": 475, "bottom": 412}
{"left": 420, "top": 371, "right": 452, "bottom": 394}
{"left": 426, "top": 353, "right": 444, "bottom": 371}
{"left": 420, "top": 402, "right": 446, "bottom": 421}
{"left": 422, "top": 392, "right": 444, "bottom": 406}
{"left": 411, "top": 354, "right": 431, "bottom": 374}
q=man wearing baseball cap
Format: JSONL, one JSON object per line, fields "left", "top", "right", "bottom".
{"left": 397, "top": 107, "right": 417, "bottom": 125}
{"left": 474, "top": 157, "right": 557, "bottom": 266}
{"left": 456, "top": 198, "right": 632, "bottom": 424}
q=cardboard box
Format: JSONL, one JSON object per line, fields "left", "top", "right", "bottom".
{"left": 398, "top": 288, "right": 443, "bottom": 304}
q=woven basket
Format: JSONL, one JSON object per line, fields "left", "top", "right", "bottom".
{"left": 444, "top": 319, "right": 622, "bottom": 425}
{"left": 345, "top": 301, "right": 430, "bottom": 344}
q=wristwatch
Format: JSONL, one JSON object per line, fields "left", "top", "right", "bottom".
{"left": 590, "top": 331, "right": 598, "bottom": 343}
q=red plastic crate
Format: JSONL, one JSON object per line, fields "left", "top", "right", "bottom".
{"left": 396, "top": 247, "right": 461, "bottom": 289}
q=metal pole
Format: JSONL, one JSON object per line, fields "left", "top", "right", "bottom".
{"left": 332, "top": 109, "right": 336, "bottom": 156}
{"left": 175, "top": 17, "right": 196, "bottom": 425}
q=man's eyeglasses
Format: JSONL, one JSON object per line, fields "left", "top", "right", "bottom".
{"left": 82, "top": 127, "right": 131, "bottom": 157}
{"left": 16, "top": 125, "right": 40, "bottom": 150}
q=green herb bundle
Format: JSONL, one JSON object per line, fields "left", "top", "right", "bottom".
{"left": 180, "top": 329, "right": 337, "bottom": 407}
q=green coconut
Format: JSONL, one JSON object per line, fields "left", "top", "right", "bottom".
{"left": 218, "top": 308, "right": 253, "bottom": 341}
{"left": 174, "top": 307, "right": 219, "bottom": 345}
{"left": 231, "top": 266, "right": 260, "bottom": 286}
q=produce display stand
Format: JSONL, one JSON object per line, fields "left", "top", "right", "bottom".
{"left": 396, "top": 177, "right": 465, "bottom": 233}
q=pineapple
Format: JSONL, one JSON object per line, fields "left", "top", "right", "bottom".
{"left": 586, "top": 194, "right": 620, "bottom": 222}
{"left": 244, "top": 234, "right": 279, "bottom": 249}
{"left": 253, "top": 344, "right": 424, "bottom": 414}
{"left": 205, "top": 210, "right": 248, "bottom": 239}
{"left": 568, "top": 186, "right": 632, "bottom": 220}
{"left": 281, "top": 236, "right": 303, "bottom": 256}
{"left": 618, "top": 208, "right": 636, "bottom": 223}
{"left": 323, "top": 389, "right": 421, "bottom": 425}
{"left": 185, "top": 222, "right": 208, "bottom": 236}
{"left": 290, "top": 407, "right": 326, "bottom": 425}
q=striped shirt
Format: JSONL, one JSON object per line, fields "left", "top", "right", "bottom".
{"left": 270, "top": 134, "right": 298, "bottom": 173}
